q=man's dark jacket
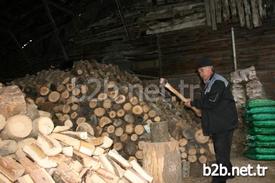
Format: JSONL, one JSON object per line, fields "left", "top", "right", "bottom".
{"left": 191, "top": 73, "right": 238, "bottom": 135}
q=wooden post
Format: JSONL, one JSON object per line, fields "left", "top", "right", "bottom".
{"left": 143, "top": 141, "right": 182, "bottom": 183}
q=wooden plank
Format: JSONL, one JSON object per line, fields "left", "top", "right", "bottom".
{"left": 251, "top": 0, "right": 262, "bottom": 27}
{"left": 215, "top": 0, "right": 222, "bottom": 23}
{"left": 243, "top": 0, "right": 252, "bottom": 29}
{"left": 236, "top": 0, "right": 245, "bottom": 27}
{"left": 209, "top": 0, "right": 217, "bottom": 30}
{"left": 204, "top": 0, "right": 212, "bottom": 26}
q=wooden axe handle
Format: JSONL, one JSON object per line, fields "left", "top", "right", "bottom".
{"left": 164, "top": 83, "right": 202, "bottom": 117}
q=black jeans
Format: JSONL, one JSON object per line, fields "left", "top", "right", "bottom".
{"left": 211, "top": 130, "right": 234, "bottom": 183}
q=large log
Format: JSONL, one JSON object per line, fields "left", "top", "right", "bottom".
{"left": 0, "top": 85, "right": 27, "bottom": 118}
{"left": 143, "top": 141, "right": 182, "bottom": 183}
{"left": 150, "top": 121, "right": 169, "bottom": 142}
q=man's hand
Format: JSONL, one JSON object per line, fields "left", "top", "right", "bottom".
{"left": 184, "top": 98, "right": 192, "bottom": 108}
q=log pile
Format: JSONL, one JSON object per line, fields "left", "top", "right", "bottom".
{"left": 0, "top": 86, "right": 153, "bottom": 183}
{"left": 10, "top": 59, "right": 215, "bottom": 171}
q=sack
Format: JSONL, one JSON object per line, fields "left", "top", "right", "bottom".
{"left": 247, "top": 135, "right": 275, "bottom": 142}
{"left": 246, "top": 107, "right": 275, "bottom": 114}
{"left": 247, "top": 99, "right": 275, "bottom": 108}
{"left": 244, "top": 153, "right": 275, "bottom": 160}
{"left": 248, "top": 127, "right": 275, "bottom": 135}
{"left": 251, "top": 120, "right": 275, "bottom": 128}
{"left": 248, "top": 114, "right": 275, "bottom": 121}
{"left": 245, "top": 147, "right": 275, "bottom": 155}
{"left": 246, "top": 141, "right": 275, "bottom": 147}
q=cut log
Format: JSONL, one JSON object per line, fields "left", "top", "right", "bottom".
{"left": 0, "top": 85, "right": 27, "bottom": 119}
{"left": 79, "top": 140, "right": 95, "bottom": 156}
{"left": 99, "top": 116, "right": 112, "bottom": 127}
{"left": 120, "top": 134, "right": 129, "bottom": 143}
{"left": 143, "top": 141, "right": 182, "bottom": 183}
{"left": 179, "top": 138, "right": 188, "bottom": 147}
{"left": 89, "top": 99, "right": 98, "bottom": 109}
{"left": 17, "top": 174, "right": 34, "bottom": 183}
{"left": 129, "top": 96, "right": 139, "bottom": 105}
{"left": 108, "top": 110, "right": 117, "bottom": 119}
{"left": 97, "top": 93, "right": 108, "bottom": 101}
{"left": 115, "top": 95, "right": 126, "bottom": 104}
{"left": 150, "top": 121, "right": 169, "bottom": 142}
{"left": 115, "top": 127, "right": 124, "bottom": 137}
{"left": 125, "top": 124, "right": 134, "bottom": 134}
{"left": 62, "top": 131, "right": 88, "bottom": 140}
{"left": 31, "top": 117, "right": 54, "bottom": 137}
{"left": 103, "top": 99, "right": 112, "bottom": 109}
{"left": 48, "top": 91, "right": 60, "bottom": 103}
{"left": 130, "top": 134, "right": 138, "bottom": 142}
{"left": 181, "top": 152, "right": 188, "bottom": 159}
{"left": 18, "top": 156, "right": 55, "bottom": 183}
{"left": 0, "top": 140, "right": 17, "bottom": 156}
{"left": 99, "top": 136, "right": 113, "bottom": 149}
{"left": 124, "top": 113, "right": 135, "bottom": 123}
{"left": 135, "top": 150, "right": 143, "bottom": 160}
{"left": 76, "top": 117, "right": 86, "bottom": 125}
{"left": 1, "top": 115, "right": 32, "bottom": 140}
{"left": 62, "top": 104, "right": 71, "bottom": 114}
{"left": 113, "top": 119, "right": 123, "bottom": 127}
{"left": 134, "top": 125, "right": 144, "bottom": 135}
{"left": 71, "top": 103, "right": 79, "bottom": 111}
{"left": 76, "top": 122, "right": 94, "bottom": 136}
{"left": 39, "top": 86, "right": 50, "bottom": 96}
{"left": 99, "top": 155, "right": 116, "bottom": 175}
{"left": 57, "top": 84, "right": 66, "bottom": 92}
{"left": 195, "top": 129, "right": 209, "bottom": 144}
{"left": 107, "top": 125, "right": 115, "bottom": 134}
{"left": 153, "top": 116, "right": 161, "bottom": 122}
{"left": 123, "top": 103, "right": 132, "bottom": 111}
{"left": 50, "top": 133, "right": 80, "bottom": 150}
{"left": 198, "top": 155, "right": 207, "bottom": 164}
{"left": 113, "top": 142, "right": 123, "bottom": 151}
{"left": 148, "top": 110, "right": 157, "bottom": 118}
{"left": 124, "top": 141, "right": 137, "bottom": 156}
{"left": 132, "top": 105, "right": 143, "bottom": 115}
{"left": 0, "top": 156, "right": 25, "bottom": 182}
{"left": 72, "top": 88, "right": 81, "bottom": 96}
{"left": 187, "top": 155, "right": 197, "bottom": 163}
{"left": 142, "top": 105, "right": 150, "bottom": 113}
{"left": 117, "top": 109, "right": 125, "bottom": 118}
{"left": 94, "top": 107, "right": 106, "bottom": 117}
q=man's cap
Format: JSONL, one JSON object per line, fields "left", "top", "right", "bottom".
{"left": 197, "top": 57, "right": 213, "bottom": 68}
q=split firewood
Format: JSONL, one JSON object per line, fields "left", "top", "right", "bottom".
{"left": 0, "top": 173, "right": 12, "bottom": 183}
{"left": 53, "top": 119, "right": 73, "bottom": 133}
{"left": 73, "top": 151, "right": 101, "bottom": 170}
{"left": 16, "top": 138, "right": 36, "bottom": 158}
{"left": 62, "top": 146, "right": 73, "bottom": 157}
{"left": 17, "top": 174, "right": 34, "bottom": 183}
{"left": 31, "top": 117, "right": 54, "bottom": 137}
{"left": 86, "top": 171, "right": 106, "bottom": 183}
{"left": 38, "top": 110, "right": 52, "bottom": 118}
{"left": 93, "top": 147, "right": 105, "bottom": 156}
{"left": 108, "top": 149, "right": 131, "bottom": 169}
{"left": 22, "top": 143, "right": 57, "bottom": 168}
{"left": 50, "top": 133, "right": 80, "bottom": 150}
{"left": 79, "top": 140, "right": 95, "bottom": 156}
{"left": 130, "top": 159, "right": 153, "bottom": 182}
{"left": 0, "top": 156, "right": 25, "bottom": 182}
{"left": 1, "top": 115, "right": 32, "bottom": 140}
{"left": 53, "top": 161, "right": 82, "bottom": 183}
{"left": 99, "top": 116, "right": 112, "bottom": 127}
{"left": 18, "top": 156, "right": 55, "bottom": 183}
{"left": 124, "top": 169, "right": 147, "bottom": 183}
{"left": 36, "top": 134, "right": 62, "bottom": 156}
{"left": 99, "top": 155, "right": 116, "bottom": 175}
{"left": 62, "top": 131, "right": 88, "bottom": 140}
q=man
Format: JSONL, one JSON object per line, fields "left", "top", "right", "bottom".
{"left": 185, "top": 57, "right": 238, "bottom": 183}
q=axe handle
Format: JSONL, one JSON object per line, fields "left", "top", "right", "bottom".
{"left": 164, "top": 83, "right": 201, "bottom": 117}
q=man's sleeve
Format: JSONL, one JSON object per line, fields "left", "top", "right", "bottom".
{"left": 191, "top": 80, "right": 225, "bottom": 109}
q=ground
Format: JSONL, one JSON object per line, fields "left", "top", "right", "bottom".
{"left": 183, "top": 156, "right": 275, "bottom": 183}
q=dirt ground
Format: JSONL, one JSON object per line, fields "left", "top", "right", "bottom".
{"left": 183, "top": 156, "right": 275, "bottom": 183}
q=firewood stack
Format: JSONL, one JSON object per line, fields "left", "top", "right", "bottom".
{"left": 0, "top": 85, "right": 153, "bottom": 183}
{"left": 10, "top": 59, "right": 215, "bottom": 168}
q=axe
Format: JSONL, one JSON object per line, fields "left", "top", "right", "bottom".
{"left": 160, "top": 78, "right": 201, "bottom": 117}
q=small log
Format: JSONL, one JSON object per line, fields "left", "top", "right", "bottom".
{"left": 48, "top": 91, "right": 60, "bottom": 103}
{"left": 97, "top": 93, "right": 108, "bottom": 101}
{"left": 132, "top": 105, "right": 143, "bottom": 115}
{"left": 124, "top": 113, "right": 135, "bottom": 123}
{"left": 62, "top": 131, "right": 88, "bottom": 140}
{"left": 115, "top": 95, "right": 126, "bottom": 104}
{"left": 71, "top": 103, "right": 79, "bottom": 111}
{"left": 179, "top": 138, "right": 188, "bottom": 147}
{"left": 80, "top": 85, "right": 88, "bottom": 95}
{"left": 57, "top": 84, "right": 66, "bottom": 92}
{"left": 142, "top": 105, "right": 150, "bottom": 113}
{"left": 103, "top": 99, "right": 112, "bottom": 109}
{"left": 129, "top": 96, "right": 139, "bottom": 105}
{"left": 188, "top": 147, "right": 197, "bottom": 156}
{"left": 99, "top": 155, "right": 116, "bottom": 175}
{"left": 153, "top": 116, "right": 161, "bottom": 122}
{"left": 99, "top": 116, "right": 112, "bottom": 127}
{"left": 100, "top": 136, "right": 113, "bottom": 149}
{"left": 1, "top": 115, "right": 32, "bottom": 140}
{"left": 62, "top": 104, "right": 71, "bottom": 114}
{"left": 148, "top": 110, "right": 157, "bottom": 118}
{"left": 130, "top": 134, "right": 138, "bottom": 142}
{"left": 38, "top": 110, "right": 51, "bottom": 118}
{"left": 94, "top": 107, "right": 106, "bottom": 117}
{"left": 123, "top": 103, "right": 132, "bottom": 111}
{"left": 187, "top": 155, "right": 197, "bottom": 163}
{"left": 113, "top": 142, "right": 123, "bottom": 151}
{"left": 89, "top": 99, "right": 98, "bottom": 109}
{"left": 199, "top": 147, "right": 206, "bottom": 154}
{"left": 107, "top": 125, "right": 115, "bottom": 134}
{"left": 39, "top": 86, "right": 50, "bottom": 96}
{"left": 181, "top": 152, "right": 188, "bottom": 159}
{"left": 76, "top": 117, "right": 86, "bottom": 125}
{"left": 198, "top": 155, "right": 207, "bottom": 164}
{"left": 72, "top": 88, "right": 81, "bottom": 96}
{"left": 120, "top": 134, "right": 129, "bottom": 143}
{"left": 108, "top": 110, "right": 117, "bottom": 119}
{"left": 125, "top": 124, "right": 134, "bottom": 134}
{"left": 0, "top": 156, "right": 25, "bottom": 182}
{"left": 135, "top": 150, "right": 143, "bottom": 160}
{"left": 113, "top": 119, "right": 123, "bottom": 127}
{"left": 116, "top": 109, "right": 125, "bottom": 117}
{"left": 134, "top": 125, "right": 144, "bottom": 135}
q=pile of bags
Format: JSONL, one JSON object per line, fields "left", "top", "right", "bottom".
{"left": 244, "top": 99, "right": 275, "bottom": 160}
